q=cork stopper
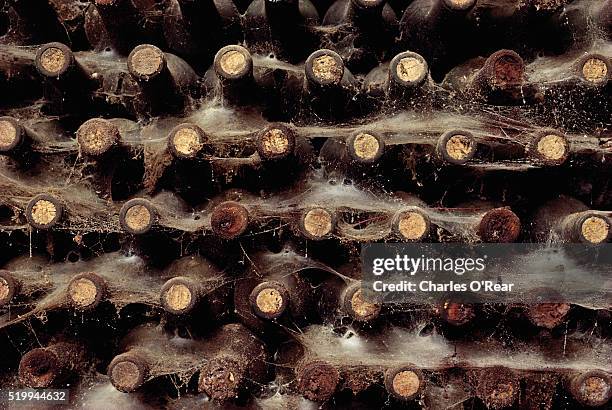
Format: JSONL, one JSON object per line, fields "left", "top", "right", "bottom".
{"left": 249, "top": 281, "right": 288, "bottom": 319}
{"left": 210, "top": 201, "right": 249, "bottom": 239}
{"left": 532, "top": 132, "right": 569, "bottom": 164}
{"left": 0, "top": 117, "right": 23, "bottom": 152}
{"left": 481, "top": 50, "right": 524, "bottom": 89}
{"left": 297, "top": 361, "right": 339, "bottom": 402}
{"left": 67, "top": 272, "right": 106, "bottom": 310}
{"left": 168, "top": 123, "right": 207, "bottom": 159}
{"left": 384, "top": 367, "right": 423, "bottom": 400}
{"left": 26, "top": 194, "right": 63, "bottom": 230}
{"left": 198, "top": 356, "right": 243, "bottom": 401}
{"left": 478, "top": 208, "right": 521, "bottom": 243}
{"left": 439, "top": 302, "right": 475, "bottom": 326}
{"left": 580, "top": 216, "right": 610, "bottom": 244}
{"left": 571, "top": 371, "right": 612, "bottom": 407}
{"left": 480, "top": 378, "right": 518, "bottom": 409}
{"left": 160, "top": 277, "right": 199, "bottom": 314}
{"left": 525, "top": 303, "right": 570, "bottom": 329}
{"left": 214, "top": 45, "right": 253, "bottom": 81}
{"left": 19, "top": 348, "right": 60, "bottom": 388}
{"left": 347, "top": 131, "right": 385, "bottom": 163}
{"left": 442, "top": 0, "right": 477, "bottom": 10}
{"left": 77, "top": 118, "right": 120, "bottom": 156}
{"left": 0, "top": 271, "right": 19, "bottom": 306}
{"left": 120, "top": 199, "right": 156, "bottom": 235}
{"left": 108, "top": 353, "right": 148, "bottom": 393}
{"left": 306, "top": 50, "right": 344, "bottom": 86}
{"left": 35, "top": 43, "right": 73, "bottom": 77}
{"left": 345, "top": 285, "right": 381, "bottom": 322}
{"left": 581, "top": 57, "right": 609, "bottom": 85}
{"left": 300, "top": 208, "right": 334, "bottom": 240}
{"left": 390, "top": 51, "right": 428, "bottom": 88}
{"left": 395, "top": 209, "right": 430, "bottom": 241}
{"left": 127, "top": 44, "right": 166, "bottom": 81}
{"left": 438, "top": 131, "right": 476, "bottom": 164}
{"left": 256, "top": 124, "right": 296, "bottom": 160}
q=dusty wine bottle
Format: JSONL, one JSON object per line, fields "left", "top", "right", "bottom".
{"left": 76, "top": 118, "right": 122, "bottom": 157}
{"left": 119, "top": 198, "right": 157, "bottom": 235}
{"left": 18, "top": 341, "right": 86, "bottom": 388}
{"left": 567, "top": 370, "right": 611, "bottom": 407}
{"left": 210, "top": 200, "right": 251, "bottom": 240}
{"left": 474, "top": 367, "right": 519, "bottom": 409}
{"left": 531, "top": 196, "right": 611, "bottom": 244}
{"left": 296, "top": 360, "right": 340, "bottom": 401}
{"left": 298, "top": 207, "right": 336, "bottom": 240}
{"left": 243, "top": 0, "right": 319, "bottom": 62}
{"left": 525, "top": 130, "right": 570, "bottom": 166}
{"left": 384, "top": 365, "right": 424, "bottom": 401}
{"left": 318, "top": 278, "right": 383, "bottom": 323}
{"left": 436, "top": 130, "right": 477, "bottom": 165}
{"left": 211, "top": 45, "right": 255, "bottom": 105}
{"left": 576, "top": 53, "right": 610, "bottom": 87}
{"left": 166, "top": 123, "right": 209, "bottom": 160}
{"left": 0, "top": 255, "right": 52, "bottom": 307}
{"left": 322, "top": 0, "right": 398, "bottom": 73}
{"left": 4, "top": 0, "right": 69, "bottom": 44}
{"left": 524, "top": 302, "right": 571, "bottom": 329}
{"left": 127, "top": 44, "right": 199, "bottom": 115}
{"left": 0, "top": 116, "right": 39, "bottom": 159}
{"left": 25, "top": 193, "right": 63, "bottom": 230}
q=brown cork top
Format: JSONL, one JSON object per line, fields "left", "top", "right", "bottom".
{"left": 392, "top": 370, "right": 421, "bottom": 398}
{"left": 479, "top": 208, "right": 521, "bottom": 243}
{"left": 441, "top": 302, "right": 475, "bottom": 326}
{"left": 260, "top": 128, "right": 290, "bottom": 156}
{"left": 255, "top": 287, "right": 284, "bottom": 315}
{"left": 298, "top": 361, "right": 339, "bottom": 402}
{"left": 128, "top": 45, "right": 166, "bottom": 80}
{"left": 68, "top": 277, "right": 99, "bottom": 308}
{"left": 526, "top": 303, "right": 570, "bottom": 329}
{"left": 124, "top": 205, "right": 152, "bottom": 232}
{"left": 302, "top": 208, "right": 333, "bottom": 238}
{"left": 211, "top": 201, "right": 249, "bottom": 239}
{"left": 489, "top": 52, "right": 524, "bottom": 87}
{"left": 163, "top": 283, "right": 193, "bottom": 312}
{"left": 19, "top": 348, "right": 59, "bottom": 388}
{"left": 445, "top": 134, "right": 474, "bottom": 160}
{"left": 172, "top": 127, "right": 204, "bottom": 157}
{"left": 396, "top": 57, "right": 427, "bottom": 83}
{"left": 351, "top": 133, "right": 380, "bottom": 161}
{"left": 77, "top": 118, "right": 120, "bottom": 156}
{"left": 30, "top": 200, "right": 58, "bottom": 226}
{"left": 536, "top": 134, "right": 568, "bottom": 161}
{"left": 397, "top": 211, "right": 428, "bottom": 241}
{"left": 312, "top": 55, "right": 343, "bottom": 84}
{"left": 39, "top": 47, "right": 68, "bottom": 75}
{"left": 486, "top": 381, "right": 516, "bottom": 407}
{"left": 577, "top": 375, "right": 611, "bottom": 406}
{"left": 581, "top": 216, "right": 610, "bottom": 244}
{"left": 219, "top": 50, "right": 248, "bottom": 76}
{"left": 582, "top": 58, "right": 608, "bottom": 84}
{"left": 110, "top": 360, "right": 144, "bottom": 392}
{"left": 349, "top": 288, "right": 381, "bottom": 321}
{"left": 0, "top": 119, "right": 18, "bottom": 150}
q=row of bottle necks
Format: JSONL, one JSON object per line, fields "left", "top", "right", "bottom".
{"left": 3, "top": 0, "right": 611, "bottom": 74}
{"left": 1, "top": 251, "right": 610, "bottom": 405}
{"left": 8, "top": 324, "right": 612, "bottom": 407}
{"left": 0, "top": 41, "right": 610, "bottom": 122}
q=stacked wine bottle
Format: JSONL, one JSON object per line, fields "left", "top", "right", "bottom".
{"left": 0, "top": 0, "right": 610, "bottom": 408}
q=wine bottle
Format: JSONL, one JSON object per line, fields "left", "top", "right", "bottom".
{"left": 76, "top": 118, "right": 123, "bottom": 157}
{"left": 317, "top": 278, "right": 382, "bottom": 323}
{"left": 126, "top": 44, "right": 199, "bottom": 116}
{"left": 566, "top": 370, "right": 611, "bottom": 407}
{"left": 243, "top": 0, "right": 320, "bottom": 62}
{"left": 119, "top": 198, "right": 157, "bottom": 235}
{"left": 18, "top": 341, "right": 86, "bottom": 388}
{"left": 166, "top": 122, "right": 208, "bottom": 160}
{"left": 0, "top": 115, "right": 39, "bottom": 160}
{"left": 474, "top": 367, "right": 519, "bottom": 409}
{"left": 531, "top": 196, "right": 611, "bottom": 244}
{"left": 303, "top": 49, "right": 359, "bottom": 120}
{"left": 322, "top": 0, "right": 399, "bottom": 73}
{"left": 209, "top": 44, "right": 255, "bottom": 106}
{"left": 298, "top": 206, "right": 337, "bottom": 240}
{"left": 384, "top": 365, "right": 424, "bottom": 401}
{"left": 25, "top": 193, "right": 63, "bottom": 230}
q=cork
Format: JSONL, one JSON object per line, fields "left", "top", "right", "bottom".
{"left": 199, "top": 357, "right": 242, "bottom": 401}
{"left": 163, "top": 284, "right": 193, "bottom": 312}
{"left": 441, "top": 302, "right": 475, "bottom": 326}
{"left": 219, "top": 50, "right": 248, "bottom": 76}
{"left": 302, "top": 208, "right": 333, "bottom": 238}
{"left": 392, "top": 370, "right": 421, "bottom": 398}
{"left": 125, "top": 205, "right": 152, "bottom": 232}
{"left": 576, "top": 374, "right": 611, "bottom": 406}
{"left": 445, "top": 134, "right": 474, "bottom": 161}
{"left": 490, "top": 52, "right": 524, "bottom": 87}
{"left": 349, "top": 288, "right": 381, "bottom": 321}
{"left": 0, "top": 119, "right": 18, "bottom": 150}
{"left": 110, "top": 360, "right": 144, "bottom": 392}
{"left": 171, "top": 127, "right": 204, "bottom": 157}
{"left": 581, "top": 216, "right": 609, "bottom": 244}
{"left": 68, "top": 278, "right": 98, "bottom": 308}
{"left": 211, "top": 201, "right": 249, "bottom": 239}
{"left": 298, "top": 361, "right": 339, "bottom": 402}
{"left": 485, "top": 381, "right": 516, "bottom": 408}
{"left": 582, "top": 58, "right": 608, "bottom": 84}
{"left": 352, "top": 133, "right": 380, "bottom": 161}
{"left": 19, "top": 348, "right": 59, "bottom": 388}
{"left": 312, "top": 55, "right": 343, "bottom": 84}
{"left": 536, "top": 134, "right": 567, "bottom": 161}
{"left": 397, "top": 211, "right": 428, "bottom": 240}
{"left": 128, "top": 45, "right": 165, "bottom": 80}
{"left": 478, "top": 208, "right": 521, "bottom": 243}
{"left": 396, "top": 57, "right": 426, "bottom": 83}
{"left": 255, "top": 287, "right": 284, "bottom": 315}
{"left": 77, "top": 118, "right": 120, "bottom": 156}
{"left": 526, "top": 303, "right": 570, "bottom": 329}
{"left": 260, "top": 128, "right": 290, "bottom": 156}
{"left": 30, "top": 200, "right": 57, "bottom": 226}
{"left": 39, "top": 47, "right": 68, "bottom": 75}
{"left": 0, "top": 278, "right": 9, "bottom": 302}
